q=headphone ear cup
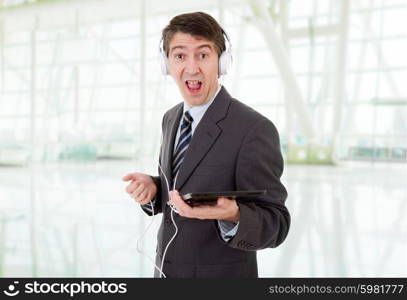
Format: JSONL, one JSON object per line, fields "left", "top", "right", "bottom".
{"left": 219, "top": 51, "right": 232, "bottom": 76}
{"left": 159, "top": 50, "right": 169, "bottom": 75}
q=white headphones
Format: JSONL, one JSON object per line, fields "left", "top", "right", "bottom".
{"left": 159, "top": 29, "right": 233, "bottom": 76}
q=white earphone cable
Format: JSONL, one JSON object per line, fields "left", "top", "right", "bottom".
{"left": 135, "top": 161, "right": 180, "bottom": 279}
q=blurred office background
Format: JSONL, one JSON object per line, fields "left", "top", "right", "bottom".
{"left": 0, "top": 0, "right": 406, "bottom": 277}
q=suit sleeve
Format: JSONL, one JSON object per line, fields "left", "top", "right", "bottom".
{"left": 227, "top": 117, "right": 290, "bottom": 251}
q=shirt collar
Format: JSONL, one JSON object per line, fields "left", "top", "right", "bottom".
{"left": 182, "top": 85, "right": 222, "bottom": 120}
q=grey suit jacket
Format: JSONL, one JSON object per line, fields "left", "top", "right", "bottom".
{"left": 143, "top": 86, "right": 290, "bottom": 278}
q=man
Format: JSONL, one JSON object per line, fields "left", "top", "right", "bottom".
{"left": 123, "top": 12, "right": 290, "bottom": 278}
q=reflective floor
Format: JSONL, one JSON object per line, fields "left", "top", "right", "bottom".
{"left": 0, "top": 160, "right": 406, "bottom": 277}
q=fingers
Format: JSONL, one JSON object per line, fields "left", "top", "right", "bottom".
{"left": 125, "top": 181, "right": 139, "bottom": 194}
{"left": 124, "top": 173, "right": 157, "bottom": 207}
{"left": 132, "top": 183, "right": 150, "bottom": 204}
{"left": 169, "top": 190, "right": 193, "bottom": 217}
{"left": 168, "top": 190, "right": 183, "bottom": 206}
{"left": 167, "top": 192, "right": 235, "bottom": 220}
{"left": 137, "top": 191, "right": 150, "bottom": 205}
{"left": 122, "top": 173, "right": 134, "bottom": 182}
{"left": 131, "top": 183, "right": 144, "bottom": 198}
{"left": 217, "top": 197, "right": 230, "bottom": 206}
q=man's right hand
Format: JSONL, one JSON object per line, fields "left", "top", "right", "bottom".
{"left": 122, "top": 173, "right": 157, "bottom": 205}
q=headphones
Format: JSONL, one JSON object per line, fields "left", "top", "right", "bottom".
{"left": 159, "top": 29, "right": 233, "bottom": 76}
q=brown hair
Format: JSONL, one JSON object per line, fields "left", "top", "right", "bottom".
{"left": 162, "top": 12, "right": 226, "bottom": 57}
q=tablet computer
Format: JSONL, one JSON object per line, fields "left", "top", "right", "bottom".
{"left": 182, "top": 190, "right": 266, "bottom": 207}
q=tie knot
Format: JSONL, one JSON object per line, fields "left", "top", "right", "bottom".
{"left": 183, "top": 111, "right": 193, "bottom": 124}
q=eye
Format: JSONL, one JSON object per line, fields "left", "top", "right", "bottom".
{"left": 200, "top": 53, "right": 208, "bottom": 59}
{"left": 174, "top": 54, "right": 184, "bottom": 60}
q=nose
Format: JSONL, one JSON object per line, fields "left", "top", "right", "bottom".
{"left": 185, "top": 57, "right": 200, "bottom": 75}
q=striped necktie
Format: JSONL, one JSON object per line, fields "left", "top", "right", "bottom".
{"left": 172, "top": 111, "right": 193, "bottom": 179}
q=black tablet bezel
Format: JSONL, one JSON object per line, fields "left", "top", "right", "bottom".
{"left": 182, "top": 190, "right": 266, "bottom": 207}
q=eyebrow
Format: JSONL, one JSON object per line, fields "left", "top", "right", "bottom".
{"left": 170, "top": 44, "right": 214, "bottom": 53}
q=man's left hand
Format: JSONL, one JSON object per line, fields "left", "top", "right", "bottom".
{"left": 168, "top": 190, "right": 240, "bottom": 222}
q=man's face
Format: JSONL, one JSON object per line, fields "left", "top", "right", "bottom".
{"left": 167, "top": 32, "right": 220, "bottom": 107}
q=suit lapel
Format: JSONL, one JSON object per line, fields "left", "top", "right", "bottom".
{"left": 174, "top": 87, "right": 232, "bottom": 190}
{"left": 162, "top": 104, "right": 183, "bottom": 187}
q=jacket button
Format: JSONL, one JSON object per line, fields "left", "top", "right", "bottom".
{"left": 165, "top": 219, "right": 171, "bottom": 224}
{"left": 164, "top": 260, "right": 171, "bottom": 264}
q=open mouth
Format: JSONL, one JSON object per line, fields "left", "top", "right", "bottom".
{"left": 185, "top": 80, "right": 202, "bottom": 94}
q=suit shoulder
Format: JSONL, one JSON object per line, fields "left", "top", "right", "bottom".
{"left": 162, "top": 102, "right": 182, "bottom": 123}
{"left": 228, "top": 98, "right": 275, "bottom": 129}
